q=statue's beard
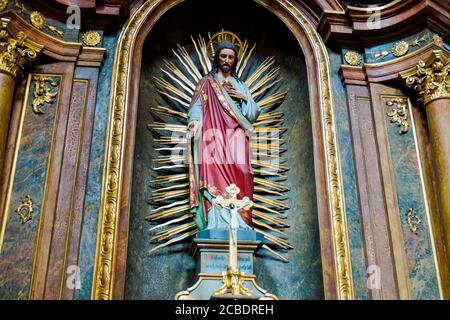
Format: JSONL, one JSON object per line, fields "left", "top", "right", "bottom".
{"left": 219, "top": 64, "right": 231, "bottom": 73}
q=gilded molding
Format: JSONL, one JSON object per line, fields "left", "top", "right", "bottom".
{"left": 93, "top": 0, "right": 165, "bottom": 300}
{"left": 401, "top": 50, "right": 449, "bottom": 106}
{"left": 0, "top": 17, "right": 41, "bottom": 79}
{"left": 274, "top": 0, "right": 354, "bottom": 299}
{"left": 93, "top": 0, "right": 354, "bottom": 300}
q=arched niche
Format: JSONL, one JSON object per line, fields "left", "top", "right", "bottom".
{"left": 93, "top": 0, "right": 353, "bottom": 300}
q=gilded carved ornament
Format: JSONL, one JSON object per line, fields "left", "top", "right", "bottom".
{"left": 31, "top": 75, "right": 59, "bottom": 114}
{"left": 401, "top": 50, "right": 449, "bottom": 106}
{"left": 374, "top": 35, "right": 428, "bottom": 60}
{"left": 406, "top": 208, "right": 421, "bottom": 235}
{"left": 344, "top": 50, "right": 361, "bottom": 66}
{"left": 82, "top": 31, "right": 102, "bottom": 47}
{"left": 0, "top": 0, "right": 8, "bottom": 13}
{"left": 0, "top": 18, "right": 41, "bottom": 79}
{"left": 15, "top": 195, "right": 33, "bottom": 224}
{"left": 386, "top": 98, "right": 409, "bottom": 134}
{"left": 14, "top": 1, "right": 64, "bottom": 36}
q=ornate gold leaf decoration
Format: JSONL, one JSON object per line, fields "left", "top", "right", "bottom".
{"left": 392, "top": 41, "right": 409, "bottom": 57}
{"left": 344, "top": 50, "right": 361, "bottom": 66}
{"left": 14, "top": 1, "right": 64, "bottom": 36}
{"left": 15, "top": 195, "right": 33, "bottom": 224}
{"left": 386, "top": 98, "right": 409, "bottom": 134}
{"left": 432, "top": 34, "right": 443, "bottom": 47}
{"left": 401, "top": 50, "right": 449, "bottom": 106}
{"left": 30, "top": 11, "right": 46, "bottom": 30}
{"left": 82, "top": 31, "right": 102, "bottom": 47}
{"left": 374, "top": 34, "right": 428, "bottom": 60}
{"left": 406, "top": 208, "right": 421, "bottom": 234}
{"left": 0, "top": 18, "right": 40, "bottom": 79}
{"left": 0, "top": 0, "right": 8, "bottom": 13}
{"left": 93, "top": 0, "right": 353, "bottom": 300}
{"left": 31, "top": 75, "right": 59, "bottom": 114}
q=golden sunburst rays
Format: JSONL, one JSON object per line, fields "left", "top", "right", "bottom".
{"left": 147, "top": 31, "right": 291, "bottom": 257}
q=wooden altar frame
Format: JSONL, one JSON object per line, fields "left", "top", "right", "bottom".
{"left": 92, "top": 0, "right": 354, "bottom": 300}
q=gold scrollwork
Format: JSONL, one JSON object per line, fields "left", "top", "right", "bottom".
{"left": 0, "top": 18, "right": 40, "bottom": 79}
{"left": 82, "top": 31, "right": 102, "bottom": 47}
{"left": 31, "top": 75, "right": 59, "bottom": 114}
{"left": 401, "top": 50, "right": 449, "bottom": 106}
{"left": 15, "top": 195, "right": 33, "bottom": 224}
{"left": 374, "top": 35, "right": 428, "bottom": 60}
{"left": 406, "top": 208, "right": 421, "bottom": 234}
{"left": 386, "top": 98, "right": 409, "bottom": 134}
{"left": 344, "top": 50, "right": 361, "bottom": 66}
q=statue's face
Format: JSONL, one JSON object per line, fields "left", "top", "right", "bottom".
{"left": 218, "top": 48, "right": 236, "bottom": 73}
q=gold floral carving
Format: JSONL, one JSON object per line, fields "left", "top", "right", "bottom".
{"left": 93, "top": 0, "right": 354, "bottom": 300}
{"left": 392, "top": 41, "right": 409, "bottom": 57}
{"left": 31, "top": 75, "right": 59, "bottom": 114}
{"left": 15, "top": 195, "right": 33, "bottom": 224}
{"left": 0, "top": 0, "right": 8, "bottom": 13}
{"left": 0, "top": 18, "right": 41, "bottom": 79}
{"left": 30, "top": 11, "right": 46, "bottom": 30}
{"left": 386, "top": 98, "right": 409, "bottom": 134}
{"left": 82, "top": 31, "right": 102, "bottom": 47}
{"left": 401, "top": 50, "right": 449, "bottom": 106}
{"left": 344, "top": 50, "right": 361, "bottom": 66}
{"left": 375, "top": 35, "right": 428, "bottom": 60}
{"left": 14, "top": 1, "right": 64, "bottom": 36}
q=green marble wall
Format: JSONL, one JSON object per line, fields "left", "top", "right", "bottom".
{"left": 125, "top": 0, "right": 323, "bottom": 300}
{"left": 328, "top": 48, "right": 368, "bottom": 299}
{"left": 0, "top": 75, "right": 61, "bottom": 299}
{"left": 384, "top": 98, "right": 440, "bottom": 299}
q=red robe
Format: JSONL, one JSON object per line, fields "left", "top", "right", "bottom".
{"left": 189, "top": 76, "right": 254, "bottom": 229}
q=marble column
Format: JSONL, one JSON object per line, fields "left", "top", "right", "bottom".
{"left": 401, "top": 49, "right": 450, "bottom": 258}
{"left": 0, "top": 18, "right": 40, "bottom": 175}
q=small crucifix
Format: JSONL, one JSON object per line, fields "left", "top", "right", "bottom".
{"left": 212, "top": 184, "right": 254, "bottom": 296}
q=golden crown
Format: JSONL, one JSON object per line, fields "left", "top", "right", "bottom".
{"left": 206, "top": 30, "right": 245, "bottom": 60}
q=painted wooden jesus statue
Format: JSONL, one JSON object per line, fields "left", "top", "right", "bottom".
{"left": 187, "top": 41, "right": 260, "bottom": 231}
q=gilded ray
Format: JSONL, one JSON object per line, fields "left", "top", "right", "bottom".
{"left": 154, "top": 77, "right": 192, "bottom": 103}
{"left": 151, "top": 106, "right": 187, "bottom": 119}
{"left": 245, "top": 57, "right": 275, "bottom": 87}
{"left": 149, "top": 230, "right": 198, "bottom": 253}
{"left": 163, "top": 59, "right": 196, "bottom": 91}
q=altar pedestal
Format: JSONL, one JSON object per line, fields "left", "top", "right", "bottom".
{"left": 175, "top": 230, "right": 277, "bottom": 300}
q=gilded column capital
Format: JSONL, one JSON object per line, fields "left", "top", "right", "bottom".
{"left": 0, "top": 18, "right": 42, "bottom": 79}
{"left": 400, "top": 50, "right": 449, "bottom": 106}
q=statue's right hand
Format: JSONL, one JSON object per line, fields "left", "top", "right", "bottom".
{"left": 186, "top": 120, "right": 199, "bottom": 140}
